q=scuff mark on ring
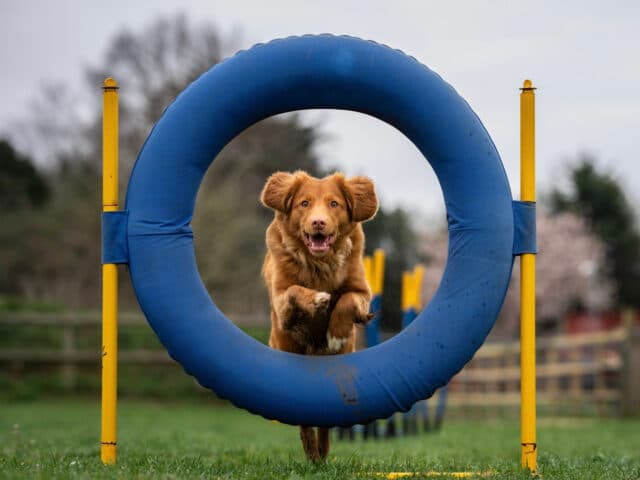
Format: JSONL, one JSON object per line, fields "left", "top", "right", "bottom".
{"left": 326, "top": 365, "right": 359, "bottom": 405}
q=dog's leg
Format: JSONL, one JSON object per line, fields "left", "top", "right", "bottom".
{"left": 300, "top": 426, "right": 320, "bottom": 461}
{"left": 326, "top": 292, "right": 370, "bottom": 353}
{"left": 288, "top": 285, "right": 331, "bottom": 316}
{"left": 273, "top": 285, "right": 331, "bottom": 331}
{"left": 317, "top": 427, "right": 330, "bottom": 459}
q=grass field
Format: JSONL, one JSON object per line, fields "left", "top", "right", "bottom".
{"left": 1, "top": 400, "right": 639, "bottom": 479}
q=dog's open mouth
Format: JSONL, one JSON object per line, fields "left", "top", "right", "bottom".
{"left": 304, "top": 232, "right": 335, "bottom": 254}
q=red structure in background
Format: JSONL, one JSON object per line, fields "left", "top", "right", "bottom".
{"left": 566, "top": 311, "right": 640, "bottom": 334}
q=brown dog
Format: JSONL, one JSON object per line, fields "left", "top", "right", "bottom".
{"left": 260, "top": 170, "right": 378, "bottom": 461}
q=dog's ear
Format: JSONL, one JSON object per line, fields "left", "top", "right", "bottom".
{"left": 341, "top": 176, "right": 378, "bottom": 222}
{"left": 261, "top": 172, "right": 300, "bottom": 213}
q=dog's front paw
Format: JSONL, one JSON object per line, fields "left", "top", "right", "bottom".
{"left": 287, "top": 286, "right": 331, "bottom": 317}
{"left": 326, "top": 332, "right": 349, "bottom": 353}
{"left": 314, "top": 292, "right": 331, "bottom": 312}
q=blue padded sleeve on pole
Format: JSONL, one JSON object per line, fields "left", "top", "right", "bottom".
{"left": 124, "top": 35, "right": 515, "bottom": 427}
{"left": 101, "top": 210, "right": 129, "bottom": 265}
{"left": 512, "top": 201, "right": 537, "bottom": 255}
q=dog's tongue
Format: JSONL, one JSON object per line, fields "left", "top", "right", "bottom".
{"left": 308, "top": 233, "right": 332, "bottom": 253}
{"left": 305, "top": 232, "right": 333, "bottom": 254}
{"left": 311, "top": 234, "right": 328, "bottom": 248}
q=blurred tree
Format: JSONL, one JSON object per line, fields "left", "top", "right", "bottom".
{"left": 3, "top": 14, "right": 326, "bottom": 312}
{"left": 547, "top": 155, "right": 640, "bottom": 308}
{"left": 4, "top": 13, "right": 421, "bottom": 319}
{"left": 0, "top": 139, "right": 50, "bottom": 210}
{"left": 0, "top": 160, "right": 101, "bottom": 304}
{"left": 0, "top": 139, "right": 53, "bottom": 296}
{"left": 85, "top": 13, "right": 234, "bottom": 179}
{"left": 363, "top": 207, "right": 423, "bottom": 331}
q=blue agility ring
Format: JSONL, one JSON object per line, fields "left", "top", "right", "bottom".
{"left": 125, "top": 35, "right": 514, "bottom": 427}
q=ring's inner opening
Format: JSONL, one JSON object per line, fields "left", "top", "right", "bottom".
{"left": 192, "top": 109, "right": 447, "bottom": 348}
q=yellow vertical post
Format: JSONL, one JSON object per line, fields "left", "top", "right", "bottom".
{"left": 364, "top": 256, "right": 373, "bottom": 289}
{"left": 372, "top": 248, "right": 386, "bottom": 295}
{"left": 412, "top": 265, "right": 425, "bottom": 310}
{"left": 401, "top": 271, "right": 411, "bottom": 312}
{"left": 101, "top": 77, "right": 119, "bottom": 465}
{"left": 520, "top": 79, "right": 537, "bottom": 473}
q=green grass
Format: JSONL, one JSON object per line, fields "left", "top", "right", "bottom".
{"left": 1, "top": 400, "right": 638, "bottom": 479}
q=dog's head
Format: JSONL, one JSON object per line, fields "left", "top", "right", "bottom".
{"left": 261, "top": 171, "right": 378, "bottom": 257}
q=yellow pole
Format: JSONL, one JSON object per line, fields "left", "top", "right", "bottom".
{"left": 520, "top": 79, "right": 537, "bottom": 473}
{"left": 364, "top": 256, "right": 373, "bottom": 289}
{"left": 412, "top": 265, "right": 425, "bottom": 310}
{"left": 372, "top": 248, "right": 386, "bottom": 295}
{"left": 101, "top": 77, "right": 119, "bottom": 465}
{"left": 401, "top": 272, "right": 411, "bottom": 311}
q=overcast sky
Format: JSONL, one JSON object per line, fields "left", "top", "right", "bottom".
{"left": 1, "top": 0, "right": 639, "bottom": 220}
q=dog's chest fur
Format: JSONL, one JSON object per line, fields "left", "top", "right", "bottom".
{"left": 283, "top": 236, "right": 353, "bottom": 292}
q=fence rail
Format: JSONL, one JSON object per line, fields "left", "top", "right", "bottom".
{"left": 0, "top": 311, "right": 269, "bottom": 327}
{"left": 0, "top": 348, "right": 171, "bottom": 364}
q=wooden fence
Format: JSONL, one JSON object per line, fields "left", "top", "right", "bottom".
{"left": 446, "top": 311, "right": 639, "bottom": 416}
{"left": 0, "top": 311, "right": 268, "bottom": 394}
{"left": 1, "top": 311, "right": 638, "bottom": 415}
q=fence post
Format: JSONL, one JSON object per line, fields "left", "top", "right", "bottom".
{"left": 621, "top": 309, "right": 639, "bottom": 416}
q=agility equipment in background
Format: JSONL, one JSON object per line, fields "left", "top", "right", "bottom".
{"left": 364, "top": 249, "right": 384, "bottom": 439}
{"left": 365, "top": 249, "right": 385, "bottom": 348}
{"left": 101, "top": 35, "right": 538, "bottom": 472}
{"left": 400, "top": 265, "right": 448, "bottom": 436}
{"left": 376, "top": 264, "right": 447, "bottom": 438}
{"left": 401, "top": 266, "right": 424, "bottom": 330}
{"left": 337, "top": 249, "right": 385, "bottom": 441}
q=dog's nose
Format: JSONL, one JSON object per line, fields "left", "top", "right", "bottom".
{"left": 311, "top": 218, "right": 326, "bottom": 230}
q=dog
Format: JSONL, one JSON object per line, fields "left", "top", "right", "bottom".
{"left": 260, "top": 170, "right": 378, "bottom": 461}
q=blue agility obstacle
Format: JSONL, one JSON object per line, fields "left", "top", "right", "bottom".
{"left": 105, "top": 35, "right": 535, "bottom": 427}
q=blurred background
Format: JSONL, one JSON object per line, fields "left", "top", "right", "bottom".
{"left": 0, "top": 1, "right": 638, "bottom": 419}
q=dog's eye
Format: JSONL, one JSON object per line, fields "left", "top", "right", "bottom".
{"left": 330, "top": 201, "right": 339, "bottom": 208}
{"left": 301, "top": 200, "right": 309, "bottom": 207}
